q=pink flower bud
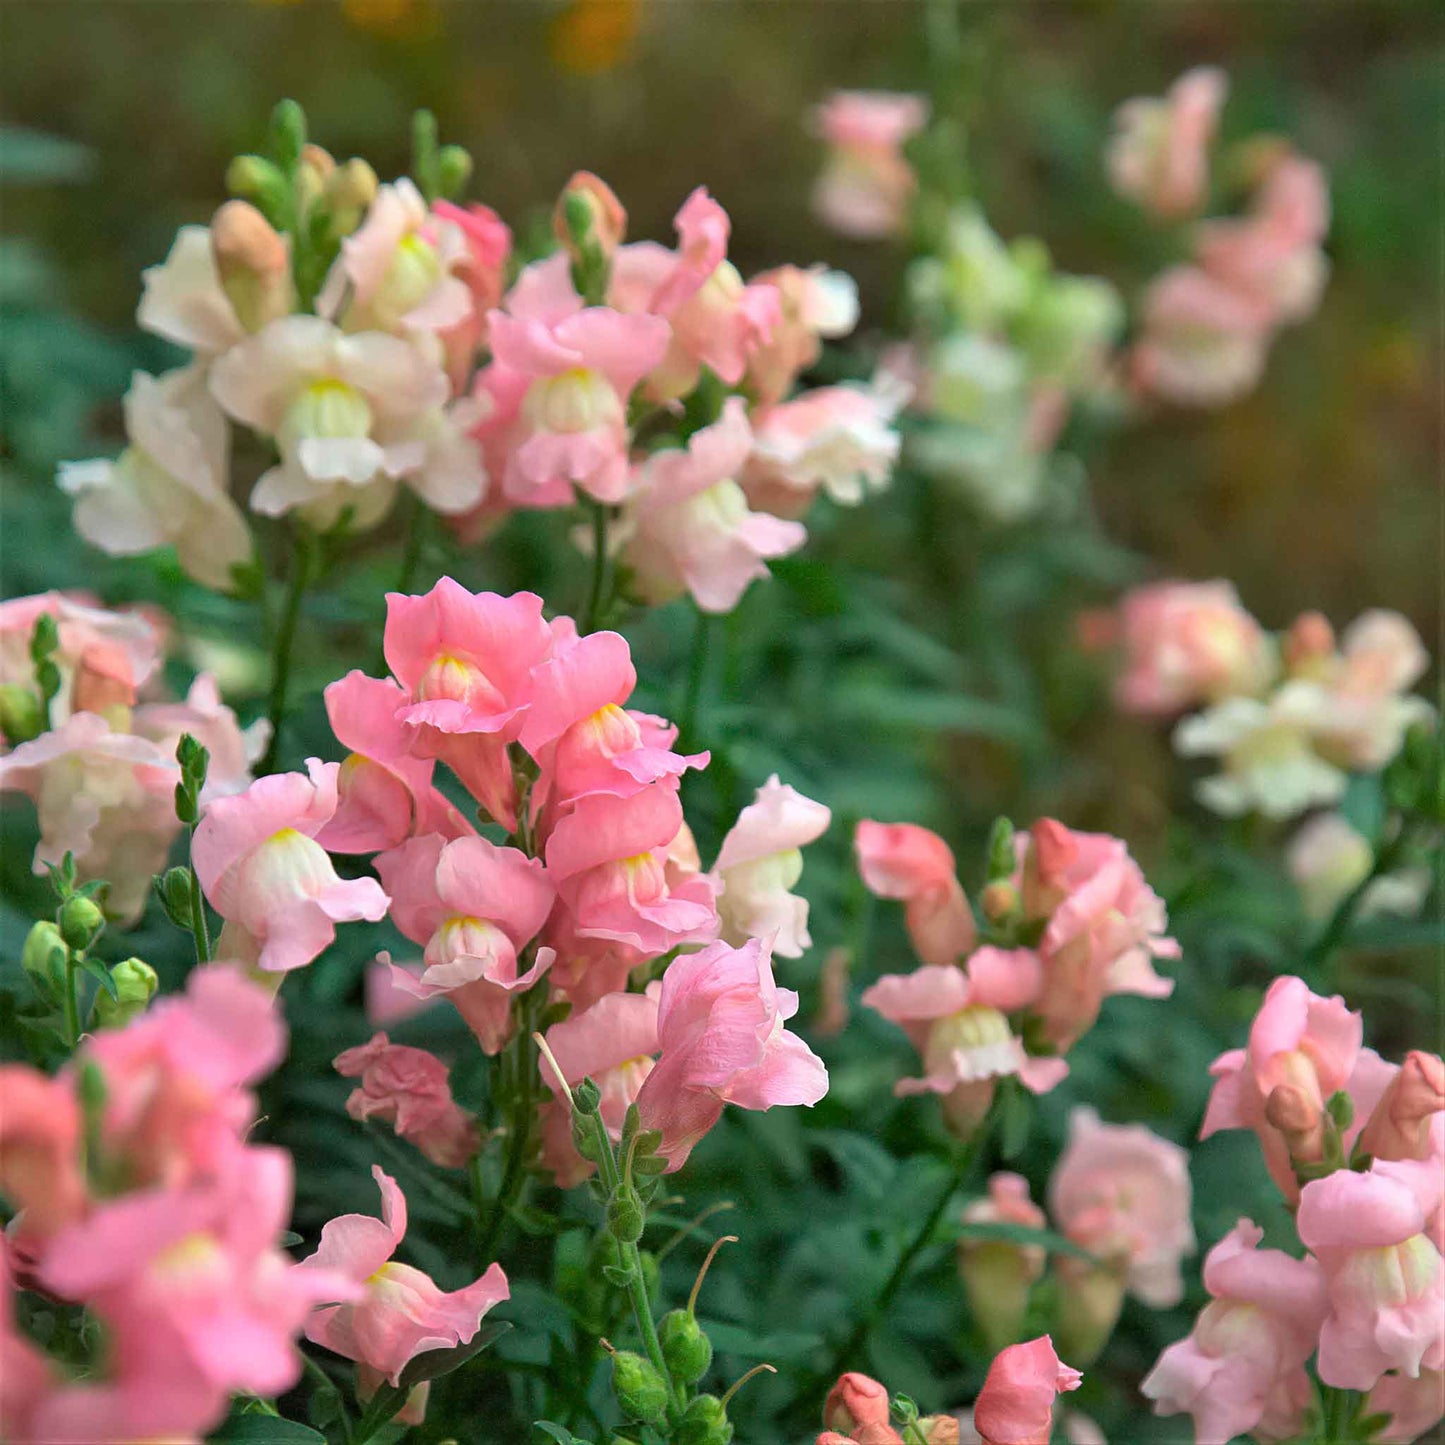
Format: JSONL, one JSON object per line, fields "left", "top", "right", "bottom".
{"left": 1358, "top": 1051, "right": 1445, "bottom": 1163}
{"left": 824, "top": 1373, "right": 892, "bottom": 1434}
{"left": 1264, "top": 1081, "right": 1326, "bottom": 1164}
{"left": 1283, "top": 610, "right": 1336, "bottom": 676}
{"left": 554, "top": 170, "right": 627, "bottom": 259}
{"left": 210, "top": 200, "right": 293, "bottom": 332}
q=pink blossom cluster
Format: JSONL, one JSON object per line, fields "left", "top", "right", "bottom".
{"left": 857, "top": 818, "right": 1177, "bottom": 1134}
{"left": 1112, "top": 70, "right": 1332, "bottom": 407}
{"left": 1143, "top": 976, "right": 1445, "bottom": 1444}
{"left": 195, "top": 578, "right": 831, "bottom": 1172}
{"left": 1088, "top": 582, "right": 1432, "bottom": 819}
{"left": 61, "top": 153, "right": 899, "bottom": 616}
{"left": 0, "top": 592, "right": 264, "bottom": 921}
{"left": 0, "top": 966, "right": 344, "bottom": 1441}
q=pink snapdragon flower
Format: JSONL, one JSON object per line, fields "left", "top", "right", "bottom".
{"left": 1106, "top": 67, "right": 1228, "bottom": 220}
{"left": 193, "top": 758, "right": 389, "bottom": 972}
{"left": 1017, "top": 820, "right": 1178, "bottom": 1051}
{"left": 540, "top": 907, "right": 645, "bottom": 1012}
{"left": 854, "top": 820, "right": 977, "bottom": 968}
{"left": 0, "top": 1241, "right": 52, "bottom": 1443}
{"left": 745, "top": 379, "right": 905, "bottom": 518}
{"left": 519, "top": 625, "right": 704, "bottom": 816}
{"left": 861, "top": 951, "right": 1067, "bottom": 1134}
{"left": 1049, "top": 1108, "right": 1195, "bottom": 1308}
{"left": 712, "top": 774, "right": 831, "bottom": 957}
{"left": 822, "top": 1372, "right": 893, "bottom": 1435}
{"left": 1359, "top": 1052, "right": 1445, "bottom": 1165}
{"left": 811, "top": 91, "right": 929, "bottom": 239}
{"left": 609, "top": 189, "right": 782, "bottom": 397}
{"left": 319, "top": 670, "right": 472, "bottom": 854}
{"left": 1366, "top": 1369, "right": 1445, "bottom": 1445}
{"left": 1106, "top": 580, "right": 1273, "bottom": 716}
{"left": 137, "top": 225, "right": 250, "bottom": 356}
{"left": 383, "top": 580, "right": 554, "bottom": 828}
{"left": 1141, "top": 1219, "right": 1327, "bottom": 1444}
{"left": 432, "top": 199, "right": 512, "bottom": 386}
{"left": 0, "top": 1066, "right": 87, "bottom": 1243}
{"left": 1297, "top": 1167, "right": 1445, "bottom": 1389}
{"left": 1201, "top": 975, "right": 1363, "bottom": 1200}
{"left": 635, "top": 937, "right": 828, "bottom": 1170}
{"left": 42, "top": 1148, "right": 346, "bottom": 1437}
{"left": 544, "top": 783, "right": 718, "bottom": 955}
{"left": 746, "top": 264, "right": 859, "bottom": 405}
{"left": 973, "top": 1337, "right": 1082, "bottom": 1445}
{"left": 478, "top": 256, "right": 669, "bottom": 506}
{"left": 959, "top": 1173, "right": 1049, "bottom": 1352}
{"left": 300, "top": 1167, "right": 510, "bottom": 1387}
{"left": 375, "top": 832, "right": 555, "bottom": 1054}
{"left": 59, "top": 366, "right": 253, "bottom": 592}
{"left": 1131, "top": 265, "right": 1271, "bottom": 407}
{"left": 0, "top": 712, "right": 179, "bottom": 923}
{"left": 621, "top": 398, "right": 806, "bottom": 613}
{"left": 334, "top": 1032, "right": 480, "bottom": 1169}
{"left": 539, "top": 988, "right": 661, "bottom": 1186}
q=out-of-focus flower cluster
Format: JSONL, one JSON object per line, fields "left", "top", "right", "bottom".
{"left": 855, "top": 816, "right": 1177, "bottom": 1135}
{"left": 1143, "top": 977, "right": 1444, "bottom": 1445}
{"left": 59, "top": 108, "right": 903, "bottom": 618}
{"left": 1086, "top": 580, "right": 1435, "bottom": 824}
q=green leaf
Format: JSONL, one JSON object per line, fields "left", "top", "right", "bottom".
{"left": 396, "top": 1319, "right": 512, "bottom": 1389}
{"left": 533, "top": 1425, "right": 593, "bottom": 1445}
{"left": 948, "top": 1218, "right": 1099, "bottom": 1264}
{"left": 208, "top": 1414, "right": 327, "bottom": 1443}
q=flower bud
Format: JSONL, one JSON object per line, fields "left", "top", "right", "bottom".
{"left": 659, "top": 1308, "right": 713, "bottom": 1385}
{"left": 918, "top": 1416, "right": 960, "bottom": 1445}
{"left": 1357, "top": 1050, "right": 1445, "bottom": 1163}
{"left": 824, "top": 1373, "right": 892, "bottom": 1434}
{"left": 155, "top": 867, "right": 197, "bottom": 929}
{"left": 607, "top": 1185, "right": 645, "bottom": 1244}
{"left": 326, "top": 158, "right": 379, "bottom": 234}
{"left": 959, "top": 1239, "right": 1036, "bottom": 1355}
{"left": 677, "top": 1393, "right": 732, "bottom": 1445}
{"left": 611, "top": 1350, "right": 668, "bottom": 1426}
{"left": 1264, "top": 1082, "right": 1326, "bottom": 1165}
{"left": 300, "top": 143, "right": 336, "bottom": 181}
{"left": 980, "top": 880, "right": 1019, "bottom": 925}
{"left": 90, "top": 957, "right": 159, "bottom": 1029}
{"left": 225, "top": 154, "right": 290, "bottom": 223}
{"left": 212, "top": 200, "right": 294, "bottom": 332}
{"left": 573, "top": 1076, "right": 603, "bottom": 1115}
{"left": 59, "top": 893, "right": 105, "bottom": 952}
{"left": 437, "top": 145, "right": 473, "bottom": 200}
{"left": 21, "top": 920, "right": 67, "bottom": 994}
{"left": 1054, "top": 1257, "right": 1126, "bottom": 1367}
{"left": 554, "top": 171, "right": 627, "bottom": 260}
{"left": 985, "top": 817, "right": 1017, "bottom": 884}
{"left": 0, "top": 683, "right": 45, "bottom": 744}
{"left": 1283, "top": 610, "right": 1336, "bottom": 677}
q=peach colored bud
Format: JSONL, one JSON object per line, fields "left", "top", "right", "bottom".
{"left": 1264, "top": 1082, "right": 1326, "bottom": 1164}
{"left": 919, "top": 1417, "right": 961, "bottom": 1445}
{"left": 981, "top": 880, "right": 1019, "bottom": 924}
{"left": 824, "top": 1373, "right": 892, "bottom": 1434}
{"left": 300, "top": 142, "right": 337, "bottom": 180}
{"left": 554, "top": 170, "right": 627, "bottom": 258}
{"left": 1283, "top": 610, "right": 1336, "bottom": 676}
{"left": 211, "top": 200, "right": 293, "bottom": 331}
{"left": 1358, "top": 1051, "right": 1445, "bottom": 1163}
{"left": 327, "top": 158, "right": 380, "bottom": 232}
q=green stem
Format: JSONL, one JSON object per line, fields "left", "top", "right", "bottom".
{"left": 581, "top": 498, "right": 610, "bottom": 634}
{"left": 186, "top": 827, "right": 212, "bottom": 965}
{"left": 817, "top": 1121, "right": 991, "bottom": 1385}
{"left": 62, "top": 946, "right": 81, "bottom": 1047}
{"left": 477, "top": 989, "right": 540, "bottom": 1262}
{"left": 1302, "top": 823, "right": 1414, "bottom": 984}
{"left": 259, "top": 527, "right": 316, "bottom": 776}
{"left": 680, "top": 605, "right": 712, "bottom": 748}
{"left": 395, "top": 493, "right": 428, "bottom": 597}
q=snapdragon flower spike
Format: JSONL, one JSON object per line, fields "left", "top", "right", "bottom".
{"left": 334, "top": 1032, "right": 480, "bottom": 1169}
{"left": 544, "top": 782, "right": 718, "bottom": 955}
{"left": 299, "top": 1166, "right": 510, "bottom": 1389}
{"left": 635, "top": 937, "right": 828, "bottom": 1171}
{"left": 539, "top": 988, "right": 661, "bottom": 1186}
{"left": 1048, "top": 1107, "right": 1196, "bottom": 1308}
{"left": 383, "top": 579, "right": 553, "bottom": 829}
{"left": 810, "top": 91, "right": 929, "bottom": 240}
{"left": 519, "top": 625, "right": 706, "bottom": 819}
{"left": 712, "top": 774, "right": 831, "bottom": 957}
{"left": 1016, "top": 820, "right": 1178, "bottom": 1051}
{"left": 318, "top": 670, "right": 472, "bottom": 854}
{"left": 972, "top": 1336, "right": 1082, "bottom": 1445}
{"left": 477, "top": 256, "right": 670, "bottom": 506}
{"left": 1106, "top": 67, "right": 1228, "bottom": 221}
{"left": 1141, "top": 1219, "right": 1327, "bottom": 1445}
{"left": 1296, "top": 1167, "right": 1445, "bottom": 1390}
{"left": 855, "top": 820, "right": 977, "bottom": 968}
{"left": 41, "top": 1147, "right": 350, "bottom": 1439}
{"left": 375, "top": 832, "right": 555, "bottom": 1054}
{"left": 861, "top": 950, "right": 1067, "bottom": 1135}
{"left": 620, "top": 397, "right": 807, "bottom": 614}
{"left": 192, "top": 758, "right": 389, "bottom": 973}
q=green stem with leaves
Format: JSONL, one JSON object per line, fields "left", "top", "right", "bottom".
{"left": 477, "top": 985, "right": 542, "bottom": 1262}
{"left": 186, "top": 834, "right": 212, "bottom": 966}
{"left": 259, "top": 526, "right": 317, "bottom": 776}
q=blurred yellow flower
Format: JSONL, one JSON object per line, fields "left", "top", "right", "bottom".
{"left": 549, "top": 0, "right": 641, "bottom": 75}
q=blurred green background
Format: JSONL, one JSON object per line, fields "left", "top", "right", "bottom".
{"left": 1, "top": 3, "right": 1441, "bottom": 1440}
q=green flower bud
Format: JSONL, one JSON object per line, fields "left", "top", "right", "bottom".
{"left": 610, "top": 1351, "right": 668, "bottom": 1426}
{"left": 573, "top": 1076, "right": 603, "bottom": 1115}
{"left": 676, "top": 1393, "right": 732, "bottom": 1445}
{"left": 268, "top": 99, "right": 308, "bottom": 173}
{"left": 659, "top": 1308, "right": 712, "bottom": 1385}
{"left": 0, "top": 684, "right": 44, "bottom": 745}
{"left": 437, "top": 145, "right": 473, "bottom": 200}
{"left": 90, "top": 958, "right": 159, "bottom": 1030}
{"left": 155, "top": 867, "right": 197, "bottom": 929}
{"left": 59, "top": 893, "right": 105, "bottom": 952}
{"left": 607, "top": 1186, "right": 645, "bottom": 1245}
{"left": 21, "top": 920, "right": 68, "bottom": 994}
{"left": 226, "top": 155, "right": 290, "bottom": 225}
{"left": 986, "top": 816, "right": 1016, "bottom": 883}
